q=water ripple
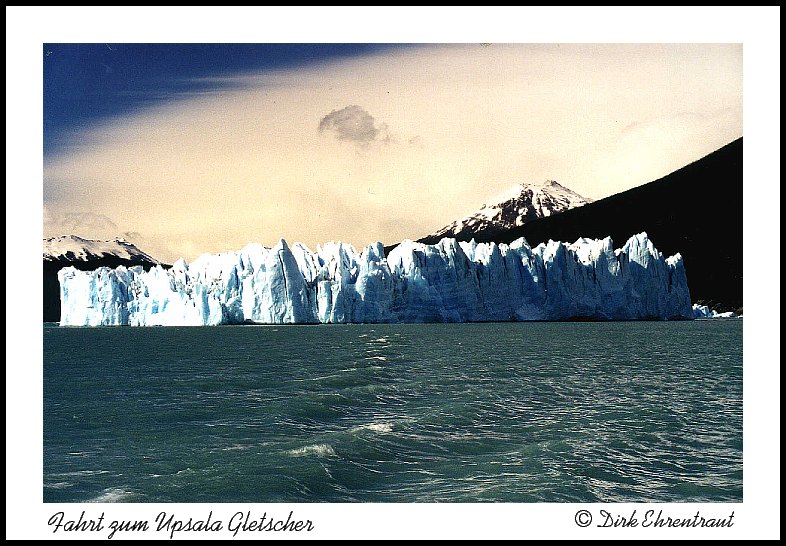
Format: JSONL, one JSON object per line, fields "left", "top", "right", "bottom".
{"left": 44, "top": 321, "right": 742, "bottom": 503}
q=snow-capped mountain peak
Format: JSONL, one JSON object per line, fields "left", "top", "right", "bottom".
{"left": 428, "top": 180, "right": 592, "bottom": 241}
{"left": 43, "top": 235, "right": 159, "bottom": 264}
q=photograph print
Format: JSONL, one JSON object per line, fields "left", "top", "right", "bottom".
{"left": 43, "top": 43, "right": 743, "bottom": 504}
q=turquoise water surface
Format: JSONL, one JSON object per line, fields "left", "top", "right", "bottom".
{"left": 43, "top": 321, "right": 742, "bottom": 503}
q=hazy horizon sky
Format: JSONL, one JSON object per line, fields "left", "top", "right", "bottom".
{"left": 43, "top": 43, "right": 742, "bottom": 263}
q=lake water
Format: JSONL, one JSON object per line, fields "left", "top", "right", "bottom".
{"left": 43, "top": 321, "right": 742, "bottom": 503}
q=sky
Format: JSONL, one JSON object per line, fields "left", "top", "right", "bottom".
{"left": 43, "top": 43, "right": 743, "bottom": 263}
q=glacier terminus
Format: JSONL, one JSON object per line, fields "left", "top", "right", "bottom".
{"left": 58, "top": 233, "right": 693, "bottom": 326}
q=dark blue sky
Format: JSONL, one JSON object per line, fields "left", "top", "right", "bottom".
{"left": 43, "top": 43, "right": 406, "bottom": 156}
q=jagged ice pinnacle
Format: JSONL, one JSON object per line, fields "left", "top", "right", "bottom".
{"left": 58, "top": 233, "right": 693, "bottom": 326}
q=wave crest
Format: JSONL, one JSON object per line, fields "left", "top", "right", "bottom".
{"left": 287, "top": 444, "right": 336, "bottom": 457}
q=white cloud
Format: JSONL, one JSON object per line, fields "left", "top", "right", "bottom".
{"left": 43, "top": 209, "right": 118, "bottom": 239}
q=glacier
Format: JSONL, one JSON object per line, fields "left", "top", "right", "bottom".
{"left": 692, "top": 304, "right": 739, "bottom": 319}
{"left": 58, "top": 233, "right": 693, "bottom": 326}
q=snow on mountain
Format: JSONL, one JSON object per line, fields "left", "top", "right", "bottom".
{"left": 58, "top": 232, "right": 692, "bottom": 326}
{"left": 426, "top": 180, "right": 592, "bottom": 241}
{"left": 44, "top": 235, "right": 159, "bottom": 264}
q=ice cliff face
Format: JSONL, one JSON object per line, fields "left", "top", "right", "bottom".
{"left": 692, "top": 304, "right": 739, "bottom": 319}
{"left": 58, "top": 233, "right": 693, "bottom": 326}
